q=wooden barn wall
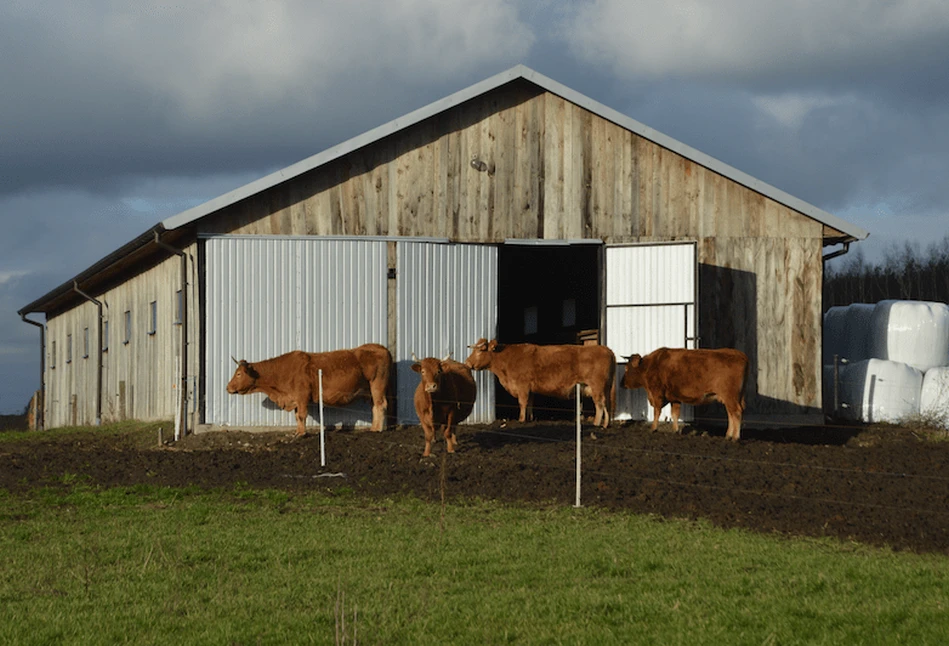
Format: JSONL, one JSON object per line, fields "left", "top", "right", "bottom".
{"left": 194, "top": 85, "right": 824, "bottom": 414}
{"left": 44, "top": 245, "right": 200, "bottom": 428}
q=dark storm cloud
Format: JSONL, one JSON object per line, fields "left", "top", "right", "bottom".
{"left": 0, "top": 1, "right": 532, "bottom": 198}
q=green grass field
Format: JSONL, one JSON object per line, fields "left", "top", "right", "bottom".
{"left": 2, "top": 479, "right": 949, "bottom": 645}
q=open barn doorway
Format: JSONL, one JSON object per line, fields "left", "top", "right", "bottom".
{"left": 495, "top": 242, "right": 602, "bottom": 423}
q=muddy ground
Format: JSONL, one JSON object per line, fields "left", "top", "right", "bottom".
{"left": 3, "top": 417, "right": 949, "bottom": 555}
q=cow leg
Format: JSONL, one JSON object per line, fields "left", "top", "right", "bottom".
{"left": 294, "top": 404, "right": 308, "bottom": 438}
{"left": 648, "top": 396, "right": 663, "bottom": 431}
{"left": 593, "top": 389, "right": 609, "bottom": 428}
{"left": 421, "top": 419, "right": 435, "bottom": 457}
{"left": 591, "top": 390, "right": 602, "bottom": 428}
{"left": 517, "top": 392, "right": 530, "bottom": 423}
{"left": 725, "top": 402, "right": 742, "bottom": 441}
{"left": 444, "top": 409, "right": 457, "bottom": 453}
{"left": 369, "top": 380, "right": 388, "bottom": 432}
{"left": 670, "top": 403, "right": 681, "bottom": 433}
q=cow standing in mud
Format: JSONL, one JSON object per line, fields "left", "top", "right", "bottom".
{"left": 464, "top": 338, "right": 616, "bottom": 428}
{"left": 622, "top": 347, "right": 749, "bottom": 441}
{"left": 226, "top": 343, "right": 392, "bottom": 437}
{"left": 412, "top": 354, "right": 477, "bottom": 457}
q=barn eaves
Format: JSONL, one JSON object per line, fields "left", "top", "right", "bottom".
{"left": 17, "top": 225, "right": 191, "bottom": 317}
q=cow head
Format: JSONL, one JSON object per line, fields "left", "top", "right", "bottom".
{"left": 621, "top": 354, "right": 645, "bottom": 389}
{"left": 464, "top": 338, "right": 499, "bottom": 370}
{"left": 226, "top": 357, "right": 260, "bottom": 394}
{"left": 412, "top": 357, "right": 444, "bottom": 393}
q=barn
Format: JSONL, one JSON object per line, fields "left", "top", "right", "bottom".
{"left": 18, "top": 65, "right": 868, "bottom": 434}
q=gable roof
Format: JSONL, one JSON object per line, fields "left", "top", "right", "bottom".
{"left": 162, "top": 64, "right": 869, "bottom": 241}
{"left": 20, "top": 64, "right": 867, "bottom": 317}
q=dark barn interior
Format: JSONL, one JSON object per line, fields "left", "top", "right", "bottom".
{"left": 496, "top": 244, "right": 601, "bottom": 421}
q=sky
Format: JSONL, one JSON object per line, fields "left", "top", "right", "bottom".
{"left": 2, "top": 0, "right": 949, "bottom": 414}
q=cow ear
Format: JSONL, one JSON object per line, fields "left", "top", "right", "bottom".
{"left": 411, "top": 362, "right": 421, "bottom": 373}
{"left": 487, "top": 340, "right": 499, "bottom": 352}
{"left": 630, "top": 354, "right": 642, "bottom": 367}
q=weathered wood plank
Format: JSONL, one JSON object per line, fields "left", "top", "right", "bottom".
{"left": 543, "top": 93, "right": 564, "bottom": 239}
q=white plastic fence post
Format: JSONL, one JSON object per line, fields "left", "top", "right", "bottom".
{"left": 575, "top": 383, "right": 582, "bottom": 508}
{"left": 319, "top": 369, "right": 326, "bottom": 467}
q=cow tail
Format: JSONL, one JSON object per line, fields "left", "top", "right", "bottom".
{"left": 740, "top": 357, "right": 751, "bottom": 412}
{"left": 610, "top": 370, "right": 617, "bottom": 417}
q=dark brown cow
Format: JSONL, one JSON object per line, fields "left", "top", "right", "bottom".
{"left": 226, "top": 343, "right": 391, "bottom": 437}
{"left": 622, "top": 347, "right": 749, "bottom": 441}
{"left": 412, "top": 354, "right": 477, "bottom": 457}
{"left": 464, "top": 338, "right": 616, "bottom": 428}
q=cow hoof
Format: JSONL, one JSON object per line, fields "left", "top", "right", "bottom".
{"left": 589, "top": 431, "right": 597, "bottom": 440}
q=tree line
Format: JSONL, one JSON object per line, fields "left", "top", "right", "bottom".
{"left": 823, "top": 234, "right": 949, "bottom": 312}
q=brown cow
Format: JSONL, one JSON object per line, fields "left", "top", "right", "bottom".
{"left": 622, "top": 347, "right": 749, "bottom": 441}
{"left": 464, "top": 338, "right": 616, "bottom": 428}
{"left": 226, "top": 343, "right": 391, "bottom": 437}
{"left": 412, "top": 354, "right": 477, "bottom": 457}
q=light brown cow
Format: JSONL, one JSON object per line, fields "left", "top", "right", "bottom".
{"left": 226, "top": 343, "right": 391, "bottom": 437}
{"left": 622, "top": 347, "right": 749, "bottom": 441}
{"left": 412, "top": 355, "right": 477, "bottom": 457}
{"left": 464, "top": 338, "right": 616, "bottom": 428}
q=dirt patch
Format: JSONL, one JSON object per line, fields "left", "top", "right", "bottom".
{"left": 3, "top": 420, "right": 949, "bottom": 554}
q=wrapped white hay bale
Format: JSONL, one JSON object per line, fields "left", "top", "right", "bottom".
{"left": 920, "top": 367, "right": 949, "bottom": 428}
{"left": 868, "top": 300, "right": 949, "bottom": 372}
{"left": 822, "top": 303, "right": 875, "bottom": 366}
{"left": 835, "top": 359, "right": 922, "bottom": 423}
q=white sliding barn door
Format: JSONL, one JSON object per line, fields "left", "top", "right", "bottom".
{"left": 396, "top": 242, "right": 498, "bottom": 424}
{"left": 204, "top": 236, "right": 388, "bottom": 429}
{"left": 604, "top": 242, "right": 698, "bottom": 423}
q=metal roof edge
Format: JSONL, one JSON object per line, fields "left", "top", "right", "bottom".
{"left": 514, "top": 67, "right": 869, "bottom": 241}
{"left": 161, "top": 66, "right": 531, "bottom": 231}
{"left": 163, "top": 63, "right": 867, "bottom": 241}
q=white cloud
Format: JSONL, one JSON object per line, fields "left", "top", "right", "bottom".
{"left": 752, "top": 94, "right": 852, "bottom": 130}
{"left": 564, "top": 0, "right": 949, "bottom": 81}
{"left": 4, "top": 0, "right": 532, "bottom": 128}
{"left": 0, "top": 270, "right": 29, "bottom": 286}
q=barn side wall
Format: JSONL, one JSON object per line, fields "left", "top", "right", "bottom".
{"left": 44, "top": 244, "right": 200, "bottom": 428}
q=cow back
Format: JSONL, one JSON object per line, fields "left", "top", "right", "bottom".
{"left": 305, "top": 344, "right": 391, "bottom": 406}
{"left": 643, "top": 347, "right": 748, "bottom": 404}
{"left": 497, "top": 343, "right": 615, "bottom": 398}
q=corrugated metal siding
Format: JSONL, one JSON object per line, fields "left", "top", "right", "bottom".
{"left": 605, "top": 242, "right": 697, "bottom": 421}
{"left": 396, "top": 242, "right": 498, "bottom": 424}
{"left": 205, "top": 236, "right": 388, "bottom": 428}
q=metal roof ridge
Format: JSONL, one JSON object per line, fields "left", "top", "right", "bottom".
{"left": 161, "top": 63, "right": 867, "bottom": 240}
